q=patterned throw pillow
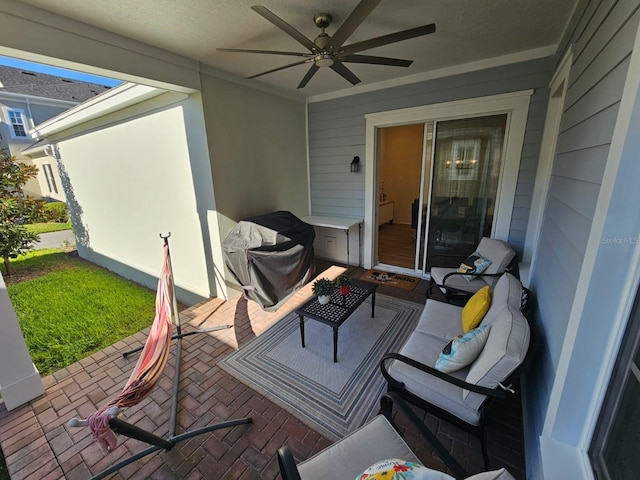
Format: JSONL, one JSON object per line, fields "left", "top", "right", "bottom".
{"left": 435, "top": 325, "right": 491, "bottom": 373}
{"left": 355, "top": 459, "right": 452, "bottom": 480}
{"left": 457, "top": 253, "right": 492, "bottom": 282}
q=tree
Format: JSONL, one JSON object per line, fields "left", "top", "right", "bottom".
{"left": 0, "top": 149, "right": 44, "bottom": 275}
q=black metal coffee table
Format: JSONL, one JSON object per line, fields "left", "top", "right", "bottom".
{"left": 295, "top": 279, "right": 378, "bottom": 362}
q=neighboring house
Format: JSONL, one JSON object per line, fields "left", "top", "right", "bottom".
{"left": 0, "top": 1, "right": 639, "bottom": 479}
{"left": 0, "top": 65, "right": 112, "bottom": 201}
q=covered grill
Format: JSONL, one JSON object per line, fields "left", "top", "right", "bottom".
{"left": 222, "top": 211, "right": 316, "bottom": 310}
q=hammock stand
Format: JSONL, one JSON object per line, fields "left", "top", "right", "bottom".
{"left": 67, "top": 234, "right": 252, "bottom": 480}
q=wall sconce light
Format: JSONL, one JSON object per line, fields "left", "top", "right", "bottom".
{"left": 350, "top": 156, "right": 360, "bottom": 173}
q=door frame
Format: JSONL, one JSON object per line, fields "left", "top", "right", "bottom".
{"left": 363, "top": 90, "right": 533, "bottom": 270}
{"left": 522, "top": 49, "right": 572, "bottom": 286}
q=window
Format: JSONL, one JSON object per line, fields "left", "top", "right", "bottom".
{"left": 7, "top": 109, "right": 28, "bottom": 138}
{"left": 42, "top": 163, "right": 58, "bottom": 194}
{"left": 589, "top": 283, "right": 640, "bottom": 479}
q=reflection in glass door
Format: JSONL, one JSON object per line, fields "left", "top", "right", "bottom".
{"left": 415, "top": 114, "right": 508, "bottom": 273}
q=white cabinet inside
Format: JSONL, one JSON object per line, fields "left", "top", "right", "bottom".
{"left": 378, "top": 201, "right": 394, "bottom": 226}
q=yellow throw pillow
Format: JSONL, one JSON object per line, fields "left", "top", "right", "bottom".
{"left": 462, "top": 286, "right": 491, "bottom": 332}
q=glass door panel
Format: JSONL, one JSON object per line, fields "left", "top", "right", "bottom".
{"left": 590, "top": 285, "right": 640, "bottom": 479}
{"left": 423, "top": 114, "right": 508, "bottom": 271}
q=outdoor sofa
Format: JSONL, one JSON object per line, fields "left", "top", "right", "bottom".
{"left": 381, "top": 272, "right": 533, "bottom": 468}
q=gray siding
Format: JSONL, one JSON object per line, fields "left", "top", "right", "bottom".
{"left": 526, "top": 0, "right": 640, "bottom": 475}
{"left": 307, "top": 58, "right": 553, "bottom": 257}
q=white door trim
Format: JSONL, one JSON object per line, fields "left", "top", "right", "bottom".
{"left": 363, "top": 90, "right": 533, "bottom": 269}
{"left": 522, "top": 48, "right": 573, "bottom": 286}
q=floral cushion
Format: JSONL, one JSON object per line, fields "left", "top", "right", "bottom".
{"left": 356, "top": 459, "right": 452, "bottom": 480}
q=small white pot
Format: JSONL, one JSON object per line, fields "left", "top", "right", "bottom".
{"left": 317, "top": 295, "right": 331, "bottom": 305}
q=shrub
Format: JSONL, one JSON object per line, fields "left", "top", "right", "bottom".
{"left": 44, "top": 202, "right": 69, "bottom": 223}
{"left": 21, "top": 197, "right": 47, "bottom": 223}
{"left": 1, "top": 150, "right": 44, "bottom": 273}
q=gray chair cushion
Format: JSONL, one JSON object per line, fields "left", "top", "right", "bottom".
{"left": 415, "top": 299, "right": 465, "bottom": 340}
{"left": 476, "top": 238, "right": 516, "bottom": 277}
{"left": 480, "top": 273, "right": 522, "bottom": 327}
{"left": 467, "top": 469, "right": 516, "bottom": 480}
{"left": 430, "top": 266, "right": 489, "bottom": 292}
{"left": 296, "top": 414, "right": 515, "bottom": 480}
{"left": 297, "top": 416, "right": 421, "bottom": 480}
{"left": 464, "top": 305, "right": 530, "bottom": 404}
{"left": 489, "top": 272, "right": 523, "bottom": 311}
{"left": 387, "top": 330, "right": 484, "bottom": 426}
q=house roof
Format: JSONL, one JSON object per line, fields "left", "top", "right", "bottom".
{"left": 0, "top": 65, "right": 111, "bottom": 103}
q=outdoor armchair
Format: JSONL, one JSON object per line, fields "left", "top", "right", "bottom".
{"left": 277, "top": 392, "right": 516, "bottom": 480}
{"left": 429, "top": 237, "right": 517, "bottom": 303}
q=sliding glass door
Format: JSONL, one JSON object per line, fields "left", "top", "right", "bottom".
{"left": 365, "top": 91, "right": 531, "bottom": 274}
{"left": 415, "top": 114, "right": 508, "bottom": 273}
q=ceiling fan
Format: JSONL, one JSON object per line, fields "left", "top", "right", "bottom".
{"left": 218, "top": 0, "right": 436, "bottom": 89}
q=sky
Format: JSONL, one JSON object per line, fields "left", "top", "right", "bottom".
{"left": 0, "top": 55, "right": 122, "bottom": 87}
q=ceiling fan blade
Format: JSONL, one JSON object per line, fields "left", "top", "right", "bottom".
{"left": 247, "top": 59, "right": 311, "bottom": 79}
{"left": 251, "top": 6, "right": 317, "bottom": 52}
{"left": 326, "top": 0, "right": 382, "bottom": 50}
{"left": 298, "top": 64, "right": 320, "bottom": 89}
{"left": 340, "top": 54, "right": 413, "bottom": 67}
{"left": 341, "top": 23, "right": 436, "bottom": 55}
{"left": 330, "top": 62, "right": 361, "bottom": 85}
{"left": 218, "top": 48, "right": 311, "bottom": 58}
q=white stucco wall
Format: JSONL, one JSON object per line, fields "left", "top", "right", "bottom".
{"left": 199, "top": 74, "right": 309, "bottom": 240}
{"left": 198, "top": 74, "right": 309, "bottom": 296}
{"left": 51, "top": 91, "right": 215, "bottom": 305}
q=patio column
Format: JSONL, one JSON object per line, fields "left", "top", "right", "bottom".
{"left": 0, "top": 273, "right": 44, "bottom": 410}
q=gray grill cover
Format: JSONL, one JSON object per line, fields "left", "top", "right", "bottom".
{"left": 223, "top": 211, "right": 316, "bottom": 310}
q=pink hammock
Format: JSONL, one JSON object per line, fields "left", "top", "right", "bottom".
{"left": 87, "top": 242, "right": 174, "bottom": 451}
{"left": 66, "top": 236, "right": 251, "bottom": 480}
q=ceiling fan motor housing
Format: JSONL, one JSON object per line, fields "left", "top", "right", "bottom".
{"left": 313, "top": 13, "right": 332, "bottom": 29}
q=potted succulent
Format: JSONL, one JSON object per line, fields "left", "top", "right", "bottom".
{"left": 335, "top": 274, "right": 351, "bottom": 295}
{"left": 312, "top": 277, "right": 335, "bottom": 304}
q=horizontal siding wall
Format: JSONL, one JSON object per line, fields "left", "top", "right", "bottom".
{"left": 307, "top": 58, "right": 553, "bottom": 257}
{"left": 525, "top": 0, "right": 640, "bottom": 475}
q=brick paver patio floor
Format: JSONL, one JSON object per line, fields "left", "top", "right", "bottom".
{"left": 0, "top": 263, "right": 526, "bottom": 479}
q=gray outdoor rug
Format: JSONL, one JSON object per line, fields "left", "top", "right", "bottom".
{"left": 219, "top": 294, "right": 423, "bottom": 441}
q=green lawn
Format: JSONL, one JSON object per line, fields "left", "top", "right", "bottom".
{"left": 24, "top": 222, "right": 73, "bottom": 235}
{"left": 1, "top": 248, "right": 164, "bottom": 479}
{"left": 6, "top": 249, "right": 157, "bottom": 376}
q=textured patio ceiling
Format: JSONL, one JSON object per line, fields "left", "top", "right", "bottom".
{"left": 15, "top": 0, "right": 578, "bottom": 97}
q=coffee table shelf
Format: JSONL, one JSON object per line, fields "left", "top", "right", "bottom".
{"left": 295, "top": 279, "right": 377, "bottom": 362}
